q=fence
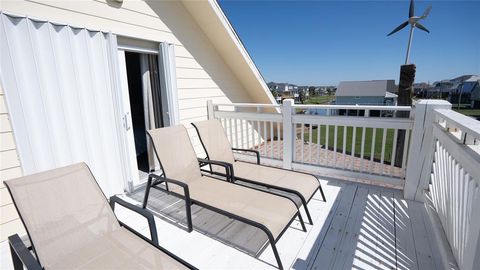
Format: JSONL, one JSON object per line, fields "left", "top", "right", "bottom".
{"left": 209, "top": 99, "right": 480, "bottom": 269}
{"left": 208, "top": 99, "right": 413, "bottom": 188}
{"left": 428, "top": 108, "right": 480, "bottom": 270}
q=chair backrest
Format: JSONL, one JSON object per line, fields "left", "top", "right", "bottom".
{"left": 192, "top": 119, "right": 235, "bottom": 164}
{"left": 4, "top": 162, "right": 120, "bottom": 269}
{"left": 147, "top": 125, "right": 202, "bottom": 183}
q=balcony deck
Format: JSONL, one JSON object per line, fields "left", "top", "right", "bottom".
{"left": 112, "top": 176, "right": 442, "bottom": 270}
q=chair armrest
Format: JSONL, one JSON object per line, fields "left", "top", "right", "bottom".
{"left": 147, "top": 174, "right": 193, "bottom": 232}
{"left": 109, "top": 195, "right": 159, "bottom": 245}
{"left": 8, "top": 234, "right": 42, "bottom": 270}
{"left": 232, "top": 148, "right": 260, "bottom": 164}
{"left": 197, "top": 158, "right": 234, "bottom": 182}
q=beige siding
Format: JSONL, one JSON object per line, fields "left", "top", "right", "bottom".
{"left": 0, "top": 83, "right": 25, "bottom": 242}
{"left": 0, "top": 0, "right": 265, "bottom": 241}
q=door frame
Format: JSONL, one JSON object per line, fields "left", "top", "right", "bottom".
{"left": 116, "top": 38, "right": 178, "bottom": 191}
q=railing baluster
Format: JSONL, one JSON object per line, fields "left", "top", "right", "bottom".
{"left": 234, "top": 118, "right": 239, "bottom": 149}
{"left": 370, "top": 128, "right": 377, "bottom": 173}
{"left": 308, "top": 124, "right": 313, "bottom": 163}
{"left": 263, "top": 121, "right": 267, "bottom": 156}
{"left": 240, "top": 119, "right": 245, "bottom": 149}
{"left": 390, "top": 129, "right": 398, "bottom": 176}
{"left": 257, "top": 120, "right": 261, "bottom": 152}
{"left": 380, "top": 128, "right": 387, "bottom": 174}
{"left": 229, "top": 118, "right": 234, "bottom": 146}
{"left": 317, "top": 124, "right": 321, "bottom": 165}
{"left": 342, "top": 126, "right": 347, "bottom": 169}
{"left": 334, "top": 125, "right": 338, "bottom": 167}
{"left": 277, "top": 121, "right": 281, "bottom": 160}
{"left": 301, "top": 123, "right": 305, "bottom": 163}
{"left": 251, "top": 120, "right": 255, "bottom": 150}
{"left": 245, "top": 120, "right": 250, "bottom": 149}
{"left": 270, "top": 121, "right": 274, "bottom": 158}
{"left": 293, "top": 123, "right": 297, "bottom": 162}
{"left": 351, "top": 126, "right": 357, "bottom": 170}
{"left": 360, "top": 127, "right": 366, "bottom": 172}
{"left": 401, "top": 129, "right": 410, "bottom": 178}
{"left": 325, "top": 125, "right": 329, "bottom": 166}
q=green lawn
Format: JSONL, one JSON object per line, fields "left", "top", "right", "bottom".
{"left": 304, "top": 95, "right": 335, "bottom": 104}
{"left": 301, "top": 126, "right": 397, "bottom": 164}
{"left": 453, "top": 108, "right": 480, "bottom": 118}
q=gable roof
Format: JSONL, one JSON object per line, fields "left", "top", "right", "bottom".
{"left": 336, "top": 80, "right": 396, "bottom": 97}
{"left": 181, "top": 0, "right": 276, "bottom": 104}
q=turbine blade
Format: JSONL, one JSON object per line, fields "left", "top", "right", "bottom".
{"left": 409, "top": 0, "right": 415, "bottom": 17}
{"left": 415, "top": 22, "right": 430, "bottom": 33}
{"left": 387, "top": 21, "right": 409, "bottom": 36}
{"left": 421, "top": 6, "right": 432, "bottom": 18}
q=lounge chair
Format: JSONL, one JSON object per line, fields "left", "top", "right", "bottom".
{"left": 4, "top": 162, "right": 194, "bottom": 270}
{"left": 191, "top": 119, "right": 326, "bottom": 225}
{"left": 142, "top": 125, "right": 304, "bottom": 269}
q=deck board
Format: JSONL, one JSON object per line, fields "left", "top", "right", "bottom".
{"left": 124, "top": 178, "right": 445, "bottom": 269}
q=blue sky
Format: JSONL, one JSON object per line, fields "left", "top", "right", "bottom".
{"left": 218, "top": 0, "right": 480, "bottom": 86}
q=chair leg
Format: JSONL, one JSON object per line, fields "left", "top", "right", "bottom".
{"left": 297, "top": 213, "right": 306, "bottom": 232}
{"left": 9, "top": 242, "right": 23, "bottom": 270}
{"left": 303, "top": 204, "right": 314, "bottom": 225}
{"left": 142, "top": 175, "right": 153, "bottom": 209}
{"left": 267, "top": 235, "right": 283, "bottom": 270}
{"left": 318, "top": 185, "right": 326, "bottom": 202}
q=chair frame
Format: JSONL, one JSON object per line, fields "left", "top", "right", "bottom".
{"left": 191, "top": 122, "right": 326, "bottom": 225}
{"left": 6, "top": 170, "right": 196, "bottom": 270}
{"left": 142, "top": 132, "right": 306, "bottom": 269}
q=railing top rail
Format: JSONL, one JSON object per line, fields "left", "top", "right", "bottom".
{"left": 212, "top": 102, "right": 412, "bottom": 111}
{"left": 435, "top": 108, "right": 480, "bottom": 139}
{"left": 293, "top": 104, "right": 412, "bottom": 111}
{"left": 213, "top": 103, "right": 281, "bottom": 108}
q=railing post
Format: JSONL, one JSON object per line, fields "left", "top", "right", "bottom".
{"left": 282, "top": 99, "right": 294, "bottom": 170}
{"left": 207, "top": 100, "right": 214, "bottom": 120}
{"left": 404, "top": 100, "right": 451, "bottom": 201}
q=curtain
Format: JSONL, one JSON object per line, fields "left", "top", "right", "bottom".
{"left": 0, "top": 13, "right": 125, "bottom": 196}
{"left": 159, "top": 43, "right": 179, "bottom": 126}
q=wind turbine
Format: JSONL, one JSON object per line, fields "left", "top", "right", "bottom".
{"left": 387, "top": 0, "right": 432, "bottom": 64}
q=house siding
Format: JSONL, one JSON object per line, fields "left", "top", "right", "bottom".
{"left": 335, "top": 96, "right": 386, "bottom": 105}
{"left": 0, "top": 0, "right": 261, "bottom": 241}
{"left": 0, "top": 82, "right": 25, "bottom": 242}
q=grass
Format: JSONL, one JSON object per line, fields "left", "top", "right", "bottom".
{"left": 453, "top": 108, "right": 480, "bottom": 118}
{"left": 301, "top": 125, "right": 396, "bottom": 164}
{"left": 304, "top": 95, "right": 335, "bottom": 104}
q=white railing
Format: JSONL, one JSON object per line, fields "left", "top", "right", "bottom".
{"left": 208, "top": 99, "right": 480, "bottom": 268}
{"left": 208, "top": 99, "right": 414, "bottom": 188}
{"left": 428, "top": 109, "right": 480, "bottom": 270}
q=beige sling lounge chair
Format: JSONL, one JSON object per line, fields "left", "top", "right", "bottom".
{"left": 192, "top": 119, "right": 326, "bottom": 225}
{"left": 142, "top": 125, "right": 303, "bottom": 269}
{"left": 5, "top": 162, "right": 194, "bottom": 270}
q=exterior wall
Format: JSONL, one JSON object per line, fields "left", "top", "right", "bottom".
{"left": 0, "top": 83, "right": 25, "bottom": 242}
{"left": 0, "top": 0, "right": 263, "bottom": 241}
{"left": 335, "top": 96, "right": 385, "bottom": 105}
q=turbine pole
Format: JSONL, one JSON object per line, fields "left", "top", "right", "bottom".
{"left": 405, "top": 25, "right": 414, "bottom": 64}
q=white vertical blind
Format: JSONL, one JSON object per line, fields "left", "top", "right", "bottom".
{"left": 0, "top": 13, "right": 125, "bottom": 196}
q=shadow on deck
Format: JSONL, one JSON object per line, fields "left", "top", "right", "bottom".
{"left": 128, "top": 178, "right": 442, "bottom": 270}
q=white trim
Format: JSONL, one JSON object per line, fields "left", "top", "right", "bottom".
{"left": 202, "top": 0, "right": 277, "bottom": 105}
{"left": 117, "top": 44, "right": 158, "bottom": 55}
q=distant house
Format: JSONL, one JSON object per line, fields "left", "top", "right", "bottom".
{"left": 335, "top": 80, "right": 397, "bottom": 106}
{"left": 466, "top": 77, "right": 480, "bottom": 108}
{"left": 448, "top": 75, "right": 479, "bottom": 105}
{"left": 413, "top": 82, "right": 431, "bottom": 97}
{"left": 427, "top": 80, "right": 458, "bottom": 99}
{"left": 268, "top": 82, "right": 306, "bottom": 103}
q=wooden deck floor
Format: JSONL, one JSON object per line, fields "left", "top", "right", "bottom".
{"left": 120, "top": 177, "right": 444, "bottom": 270}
